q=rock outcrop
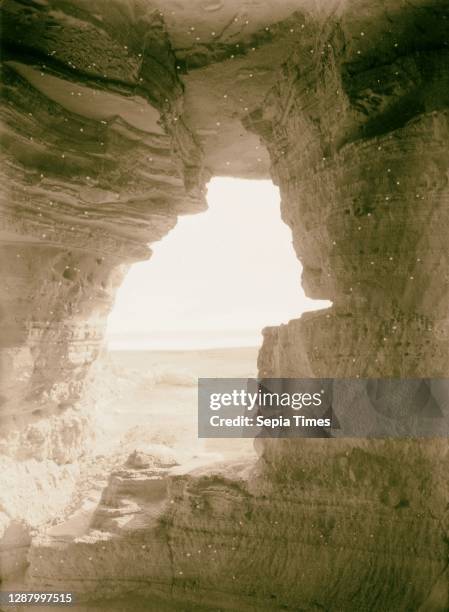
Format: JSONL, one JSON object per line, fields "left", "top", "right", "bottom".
{"left": 0, "top": 0, "right": 207, "bottom": 559}
{"left": 1, "top": 0, "right": 449, "bottom": 609}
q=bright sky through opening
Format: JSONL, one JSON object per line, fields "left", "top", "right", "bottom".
{"left": 106, "top": 178, "right": 330, "bottom": 350}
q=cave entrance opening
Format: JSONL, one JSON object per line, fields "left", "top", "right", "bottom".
{"left": 98, "top": 177, "right": 324, "bottom": 463}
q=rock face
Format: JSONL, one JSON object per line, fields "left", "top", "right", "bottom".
{"left": 0, "top": 0, "right": 206, "bottom": 557}
{"left": 1, "top": 0, "right": 205, "bottom": 421}
{"left": 254, "top": 1, "right": 449, "bottom": 379}
{"left": 26, "top": 443, "right": 449, "bottom": 610}
{"left": 1, "top": 0, "right": 449, "bottom": 609}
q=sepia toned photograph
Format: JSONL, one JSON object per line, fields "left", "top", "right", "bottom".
{"left": 0, "top": 0, "right": 448, "bottom": 610}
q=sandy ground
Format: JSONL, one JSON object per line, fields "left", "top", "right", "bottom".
{"left": 57, "top": 346, "right": 259, "bottom": 534}
{"left": 2, "top": 347, "right": 260, "bottom": 604}
{"left": 93, "top": 346, "right": 258, "bottom": 457}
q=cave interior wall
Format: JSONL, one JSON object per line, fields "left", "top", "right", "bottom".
{"left": 1, "top": 0, "right": 449, "bottom": 608}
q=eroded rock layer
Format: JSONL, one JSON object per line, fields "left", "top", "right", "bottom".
{"left": 0, "top": 3, "right": 205, "bottom": 443}
{"left": 26, "top": 444, "right": 448, "bottom": 610}
{"left": 254, "top": 0, "right": 449, "bottom": 378}
{"left": 0, "top": 0, "right": 207, "bottom": 575}
{"left": 1, "top": 0, "right": 449, "bottom": 610}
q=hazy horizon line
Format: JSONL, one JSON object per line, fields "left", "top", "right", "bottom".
{"left": 106, "top": 328, "right": 264, "bottom": 351}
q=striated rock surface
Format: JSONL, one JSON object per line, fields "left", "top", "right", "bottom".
{"left": 0, "top": 0, "right": 207, "bottom": 558}
{"left": 26, "top": 442, "right": 449, "bottom": 610}
{"left": 254, "top": 0, "right": 449, "bottom": 379}
{"left": 1, "top": 0, "right": 205, "bottom": 423}
{"left": 27, "top": 454, "right": 258, "bottom": 609}
{"left": 1, "top": 0, "right": 449, "bottom": 609}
